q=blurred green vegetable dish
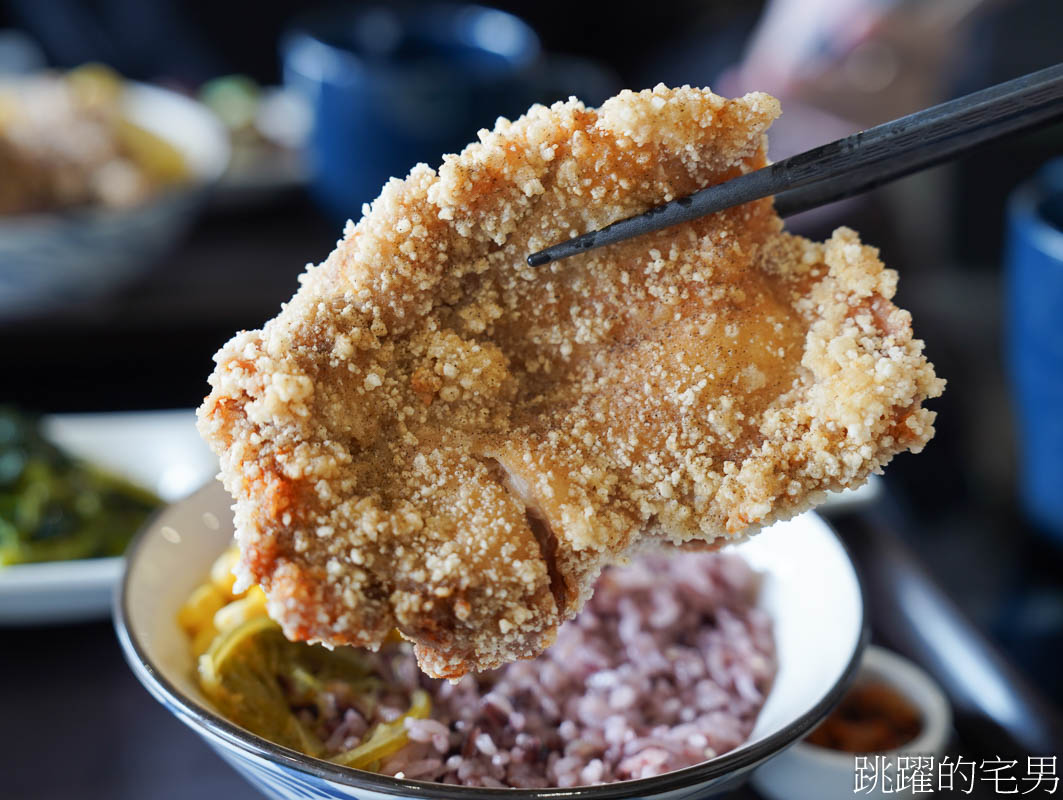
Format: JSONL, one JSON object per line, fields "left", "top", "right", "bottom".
{"left": 0, "top": 408, "right": 161, "bottom": 565}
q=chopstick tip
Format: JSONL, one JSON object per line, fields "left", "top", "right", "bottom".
{"left": 527, "top": 250, "right": 552, "bottom": 268}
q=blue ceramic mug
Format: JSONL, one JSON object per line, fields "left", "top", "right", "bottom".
{"left": 1006, "top": 159, "right": 1063, "bottom": 541}
{"left": 282, "top": 3, "right": 619, "bottom": 222}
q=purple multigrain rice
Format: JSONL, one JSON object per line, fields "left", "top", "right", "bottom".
{"left": 316, "top": 551, "right": 775, "bottom": 788}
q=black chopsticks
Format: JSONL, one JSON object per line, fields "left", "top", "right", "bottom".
{"left": 528, "top": 62, "right": 1063, "bottom": 267}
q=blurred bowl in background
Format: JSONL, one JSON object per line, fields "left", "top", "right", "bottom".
{"left": 198, "top": 76, "right": 312, "bottom": 209}
{"left": 282, "top": 3, "right": 619, "bottom": 223}
{"left": 0, "top": 82, "right": 229, "bottom": 321}
{"left": 1006, "top": 158, "right": 1063, "bottom": 542}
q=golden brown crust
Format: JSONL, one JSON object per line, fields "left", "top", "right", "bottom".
{"left": 198, "top": 85, "right": 943, "bottom": 678}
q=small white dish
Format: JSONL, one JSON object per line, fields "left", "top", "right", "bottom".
{"left": 751, "top": 645, "right": 952, "bottom": 800}
{"left": 0, "top": 409, "right": 217, "bottom": 625}
{"left": 117, "top": 482, "right": 867, "bottom": 799}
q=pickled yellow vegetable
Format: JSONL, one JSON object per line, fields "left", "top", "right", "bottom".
{"left": 191, "top": 622, "right": 219, "bottom": 658}
{"left": 187, "top": 545, "right": 428, "bottom": 772}
{"left": 213, "top": 588, "right": 267, "bottom": 633}
{"left": 115, "top": 117, "right": 188, "bottom": 185}
{"left": 177, "top": 583, "right": 226, "bottom": 636}
{"left": 67, "top": 63, "right": 122, "bottom": 107}
{"left": 330, "top": 690, "right": 432, "bottom": 769}
{"left": 210, "top": 547, "right": 240, "bottom": 597}
{"left": 195, "top": 605, "right": 390, "bottom": 759}
{"left": 198, "top": 615, "right": 325, "bottom": 756}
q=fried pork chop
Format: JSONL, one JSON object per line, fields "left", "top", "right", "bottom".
{"left": 198, "top": 85, "right": 943, "bottom": 679}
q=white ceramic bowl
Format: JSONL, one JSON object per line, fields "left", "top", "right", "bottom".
{"left": 116, "top": 480, "right": 867, "bottom": 800}
{"left": 752, "top": 645, "right": 952, "bottom": 800}
{"left": 0, "top": 82, "right": 230, "bottom": 319}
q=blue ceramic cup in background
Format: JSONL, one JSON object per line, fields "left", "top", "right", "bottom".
{"left": 1006, "top": 159, "right": 1063, "bottom": 542}
{"left": 282, "top": 3, "right": 619, "bottom": 222}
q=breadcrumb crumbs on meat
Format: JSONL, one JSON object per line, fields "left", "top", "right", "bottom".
{"left": 197, "top": 84, "right": 944, "bottom": 679}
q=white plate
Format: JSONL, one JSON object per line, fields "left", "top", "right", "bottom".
{"left": 0, "top": 409, "right": 217, "bottom": 625}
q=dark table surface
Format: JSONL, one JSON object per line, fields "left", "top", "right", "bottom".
{"left": 4, "top": 621, "right": 261, "bottom": 800}
{"left": 2, "top": 192, "right": 1060, "bottom": 799}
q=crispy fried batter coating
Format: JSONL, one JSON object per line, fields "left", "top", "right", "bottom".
{"left": 198, "top": 85, "right": 943, "bottom": 678}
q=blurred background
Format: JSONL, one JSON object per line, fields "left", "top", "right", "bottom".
{"left": 1, "top": 0, "right": 1062, "bottom": 797}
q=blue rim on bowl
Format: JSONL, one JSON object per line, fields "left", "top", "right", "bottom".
{"left": 115, "top": 480, "right": 868, "bottom": 798}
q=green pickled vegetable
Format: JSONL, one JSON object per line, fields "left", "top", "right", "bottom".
{"left": 199, "top": 615, "right": 379, "bottom": 757}
{"left": 0, "top": 407, "right": 161, "bottom": 565}
{"left": 199, "top": 616, "right": 325, "bottom": 755}
{"left": 196, "top": 610, "right": 429, "bottom": 769}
